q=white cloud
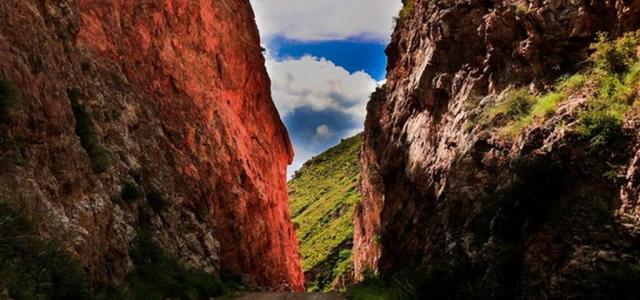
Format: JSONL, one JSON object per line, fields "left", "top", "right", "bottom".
{"left": 251, "top": 0, "right": 402, "bottom": 42}
{"left": 315, "top": 124, "right": 332, "bottom": 138}
{"left": 266, "top": 55, "right": 377, "bottom": 123}
{"left": 266, "top": 55, "right": 377, "bottom": 177}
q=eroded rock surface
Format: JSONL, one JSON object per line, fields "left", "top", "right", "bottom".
{"left": 355, "top": 0, "right": 640, "bottom": 298}
{"left": 0, "top": 0, "right": 302, "bottom": 291}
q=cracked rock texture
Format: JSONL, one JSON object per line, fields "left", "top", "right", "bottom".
{"left": 355, "top": 0, "right": 640, "bottom": 298}
{"left": 0, "top": 0, "right": 303, "bottom": 291}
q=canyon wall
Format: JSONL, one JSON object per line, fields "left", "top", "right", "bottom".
{"left": 0, "top": 0, "right": 302, "bottom": 291}
{"left": 355, "top": 0, "right": 640, "bottom": 297}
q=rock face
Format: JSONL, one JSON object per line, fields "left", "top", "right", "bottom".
{"left": 355, "top": 0, "right": 640, "bottom": 298}
{"left": 0, "top": 0, "right": 302, "bottom": 291}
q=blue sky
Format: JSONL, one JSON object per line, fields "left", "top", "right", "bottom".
{"left": 251, "top": 0, "right": 402, "bottom": 175}
{"left": 268, "top": 37, "right": 388, "bottom": 80}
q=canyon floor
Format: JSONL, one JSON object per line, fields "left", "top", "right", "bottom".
{"left": 228, "top": 292, "right": 345, "bottom": 299}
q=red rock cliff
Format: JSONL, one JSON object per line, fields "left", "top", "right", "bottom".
{"left": 0, "top": 0, "right": 302, "bottom": 291}
{"left": 355, "top": 0, "right": 640, "bottom": 297}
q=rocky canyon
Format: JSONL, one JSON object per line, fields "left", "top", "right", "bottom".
{"left": 4, "top": 0, "right": 640, "bottom": 299}
{"left": 354, "top": 0, "right": 640, "bottom": 298}
{"left": 0, "top": 0, "right": 302, "bottom": 295}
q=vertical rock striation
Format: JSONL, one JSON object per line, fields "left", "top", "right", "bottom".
{"left": 0, "top": 0, "right": 302, "bottom": 291}
{"left": 355, "top": 0, "right": 640, "bottom": 297}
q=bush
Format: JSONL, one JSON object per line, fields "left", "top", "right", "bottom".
{"left": 584, "top": 263, "right": 640, "bottom": 300}
{"left": 503, "top": 89, "right": 534, "bottom": 118}
{"left": 146, "top": 188, "right": 169, "bottom": 212}
{"left": 99, "top": 231, "right": 233, "bottom": 300}
{"left": 121, "top": 181, "right": 143, "bottom": 203}
{"left": 485, "top": 31, "right": 640, "bottom": 139}
{"left": 347, "top": 272, "right": 394, "bottom": 300}
{"left": 0, "top": 204, "right": 91, "bottom": 300}
{"left": 589, "top": 32, "right": 640, "bottom": 74}
{"left": 487, "top": 88, "right": 534, "bottom": 125}
{"left": 0, "top": 79, "right": 16, "bottom": 111}
{"left": 348, "top": 262, "right": 494, "bottom": 300}
{"left": 577, "top": 107, "right": 624, "bottom": 147}
{"left": 514, "top": 3, "right": 528, "bottom": 15}
{"left": 576, "top": 31, "right": 640, "bottom": 147}
{"left": 68, "top": 88, "right": 111, "bottom": 173}
{"left": 398, "top": 0, "right": 414, "bottom": 21}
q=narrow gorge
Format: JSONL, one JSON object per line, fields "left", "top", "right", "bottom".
{"left": 3, "top": 0, "right": 640, "bottom": 299}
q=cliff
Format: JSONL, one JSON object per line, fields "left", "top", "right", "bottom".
{"left": 288, "top": 135, "right": 362, "bottom": 291}
{"left": 355, "top": 0, "right": 640, "bottom": 298}
{"left": 0, "top": 0, "right": 302, "bottom": 293}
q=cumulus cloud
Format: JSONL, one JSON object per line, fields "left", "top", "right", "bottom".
{"left": 266, "top": 55, "right": 378, "bottom": 176}
{"left": 315, "top": 124, "right": 332, "bottom": 138}
{"left": 251, "top": 0, "right": 402, "bottom": 42}
{"left": 266, "top": 55, "right": 377, "bottom": 124}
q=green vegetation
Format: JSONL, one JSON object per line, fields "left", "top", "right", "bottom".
{"left": 146, "top": 188, "right": 169, "bottom": 212}
{"left": 346, "top": 262, "right": 493, "bottom": 300}
{"left": 0, "top": 204, "right": 92, "bottom": 300}
{"left": 288, "top": 134, "right": 362, "bottom": 291}
{"left": 485, "top": 73, "right": 587, "bottom": 136}
{"left": 398, "top": 0, "right": 414, "bottom": 21}
{"left": 68, "top": 88, "right": 111, "bottom": 173}
{"left": 580, "top": 262, "right": 640, "bottom": 299}
{"left": 485, "top": 31, "right": 640, "bottom": 140}
{"left": 0, "top": 78, "right": 17, "bottom": 112}
{"left": 121, "top": 181, "right": 143, "bottom": 203}
{"left": 577, "top": 32, "right": 640, "bottom": 147}
{"left": 347, "top": 255, "right": 640, "bottom": 300}
{"left": 346, "top": 153, "right": 625, "bottom": 300}
{"left": 98, "top": 232, "right": 238, "bottom": 300}
{"left": 0, "top": 202, "right": 236, "bottom": 300}
{"left": 346, "top": 273, "right": 394, "bottom": 300}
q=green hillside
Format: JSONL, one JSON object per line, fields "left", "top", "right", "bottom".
{"left": 288, "top": 134, "right": 362, "bottom": 292}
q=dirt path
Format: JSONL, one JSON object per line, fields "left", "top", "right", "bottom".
{"left": 226, "top": 292, "right": 346, "bottom": 299}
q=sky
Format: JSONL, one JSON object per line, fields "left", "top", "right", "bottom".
{"left": 250, "top": 0, "right": 402, "bottom": 175}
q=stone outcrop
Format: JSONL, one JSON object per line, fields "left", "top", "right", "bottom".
{"left": 355, "top": 0, "right": 640, "bottom": 298}
{"left": 0, "top": 0, "right": 302, "bottom": 291}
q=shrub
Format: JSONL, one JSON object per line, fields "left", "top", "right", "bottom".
{"left": 99, "top": 231, "right": 234, "bottom": 300}
{"left": 557, "top": 73, "right": 588, "bottom": 92}
{"left": 589, "top": 32, "right": 640, "bottom": 74}
{"left": 146, "top": 188, "right": 169, "bottom": 212}
{"left": 0, "top": 204, "right": 91, "bottom": 300}
{"left": 68, "top": 88, "right": 111, "bottom": 173}
{"left": 576, "top": 31, "right": 640, "bottom": 147}
{"left": 398, "top": 0, "right": 414, "bottom": 21}
{"left": 489, "top": 89, "right": 534, "bottom": 123}
{"left": 348, "top": 262, "right": 494, "bottom": 300}
{"left": 485, "top": 31, "right": 640, "bottom": 139}
{"left": 0, "top": 79, "right": 16, "bottom": 111}
{"left": 347, "top": 272, "right": 394, "bottom": 300}
{"left": 577, "top": 107, "right": 624, "bottom": 147}
{"left": 514, "top": 3, "right": 528, "bottom": 15}
{"left": 503, "top": 89, "right": 534, "bottom": 118}
{"left": 579, "top": 263, "right": 640, "bottom": 299}
{"left": 121, "top": 181, "right": 143, "bottom": 203}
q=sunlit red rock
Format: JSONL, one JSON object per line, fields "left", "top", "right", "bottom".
{"left": 0, "top": 0, "right": 302, "bottom": 291}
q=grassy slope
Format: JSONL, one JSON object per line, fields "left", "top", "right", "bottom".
{"left": 288, "top": 134, "right": 362, "bottom": 291}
